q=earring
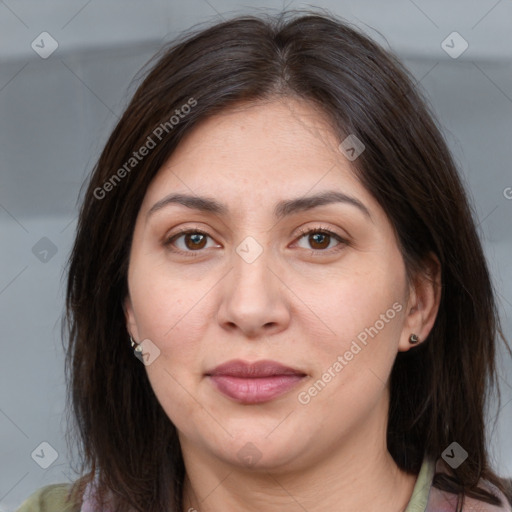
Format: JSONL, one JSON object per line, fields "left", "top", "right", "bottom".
{"left": 409, "top": 333, "right": 420, "bottom": 344}
{"left": 130, "top": 335, "right": 144, "bottom": 355}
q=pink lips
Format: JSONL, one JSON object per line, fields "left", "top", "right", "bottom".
{"left": 206, "top": 359, "right": 307, "bottom": 404}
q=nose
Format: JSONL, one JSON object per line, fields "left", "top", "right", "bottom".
{"left": 215, "top": 242, "right": 291, "bottom": 339}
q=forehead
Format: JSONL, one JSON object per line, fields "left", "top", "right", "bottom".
{"left": 140, "top": 97, "right": 374, "bottom": 215}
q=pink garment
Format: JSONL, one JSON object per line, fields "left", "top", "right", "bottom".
{"left": 80, "top": 478, "right": 113, "bottom": 512}
{"left": 423, "top": 460, "right": 512, "bottom": 512}
{"left": 425, "top": 485, "right": 512, "bottom": 511}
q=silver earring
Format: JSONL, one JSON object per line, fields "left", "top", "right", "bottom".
{"left": 409, "top": 333, "right": 420, "bottom": 344}
{"left": 130, "top": 335, "right": 143, "bottom": 354}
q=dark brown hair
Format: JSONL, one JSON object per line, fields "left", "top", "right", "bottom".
{"left": 62, "top": 9, "right": 511, "bottom": 511}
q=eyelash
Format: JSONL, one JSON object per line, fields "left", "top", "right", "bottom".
{"left": 164, "top": 226, "right": 348, "bottom": 257}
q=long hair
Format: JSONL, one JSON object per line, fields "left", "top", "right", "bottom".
{"left": 62, "top": 9, "right": 511, "bottom": 511}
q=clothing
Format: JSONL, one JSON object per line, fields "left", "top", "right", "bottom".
{"left": 406, "top": 458, "right": 512, "bottom": 512}
{"left": 15, "top": 457, "right": 512, "bottom": 512}
{"left": 14, "top": 483, "right": 80, "bottom": 512}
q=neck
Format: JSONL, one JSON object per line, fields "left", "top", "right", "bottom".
{"left": 182, "top": 455, "right": 416, "bottom": 512}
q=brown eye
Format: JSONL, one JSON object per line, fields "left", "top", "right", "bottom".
{"left": 164, "top": 229, "right": 217, "bottom": 255}
{"left": 183, "top": 232, "right": 207, "bottom": 250}
{"left": 295, "top": 227, "right": 347, "bottom": 253}
{"left": 308, "top": 232, "right": 331, "bottom": 250}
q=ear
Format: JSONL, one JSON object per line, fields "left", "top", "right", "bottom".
{"left": 398, "top": 253, "right": 442, "bottom": 352}
{"left": 123, "top": 295, "right": 140, "bottom": 342}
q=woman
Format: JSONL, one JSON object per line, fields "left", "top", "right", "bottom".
{"left": 17, "top": 9, "right": 512, "bottom": 512}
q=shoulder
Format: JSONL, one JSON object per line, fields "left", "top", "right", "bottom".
{"left": 427, "top": 459, "right": 512, "bottom": 512}
{"left": 462, "top": 479, "right": 512, "bottom": 512}
{"left": 428, "top": 482, "right": 512, "bottom": 511}
{"left": 15, "top": 483, "right": 82, "bottom": 512}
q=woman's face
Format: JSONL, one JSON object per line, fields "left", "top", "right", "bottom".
{"left": 124, "top": 97, "right": 425, "bottom": 472}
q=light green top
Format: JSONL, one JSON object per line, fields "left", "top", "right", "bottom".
{"left": 15, "top": 483, "right": 80, "bottom": 512}
{"left": 16, "top": 458, "right": 436, "bottom": 512}
{"left": 405, "top": 455, "right": 436, "bottom": 511}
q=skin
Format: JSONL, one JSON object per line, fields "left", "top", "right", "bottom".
{"left": 124, "top": 97, "right": 441, "bottom": 512}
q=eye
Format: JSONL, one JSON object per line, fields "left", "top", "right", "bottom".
{"left": 164, "top": 228, "right": 219, "bottom": 255}
{"left": 294, "top": 226, "right": 348, "bottom": 253}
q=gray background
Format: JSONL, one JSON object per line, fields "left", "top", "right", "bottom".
{"left": 1, "top": 1, "right": 511, "bottom": 510}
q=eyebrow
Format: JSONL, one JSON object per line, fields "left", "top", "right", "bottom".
{"left": 146, "top": 190, "right": 371, "bottom": 221}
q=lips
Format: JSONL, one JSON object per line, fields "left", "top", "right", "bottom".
{"left": 206, "top": 359, "right": 305, "bottom": 378}
{"left": 206, "top": 359, "right": 307, "bottom": 404}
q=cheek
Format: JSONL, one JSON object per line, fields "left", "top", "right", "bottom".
{"left": 128, "top": 264, "right": 216, "bottom": 393}
{"left": 298, "top": 257, "right": 407, "bottom": 388}
{"left": 306, "top": 262, "right": 405, "bottom": 339}
{"left": 129, "top": 268, "right": 210, "bottom": 425}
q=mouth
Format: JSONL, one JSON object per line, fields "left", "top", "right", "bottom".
{"left": 205, "top": 359, "right": 307, "bottom": 404}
